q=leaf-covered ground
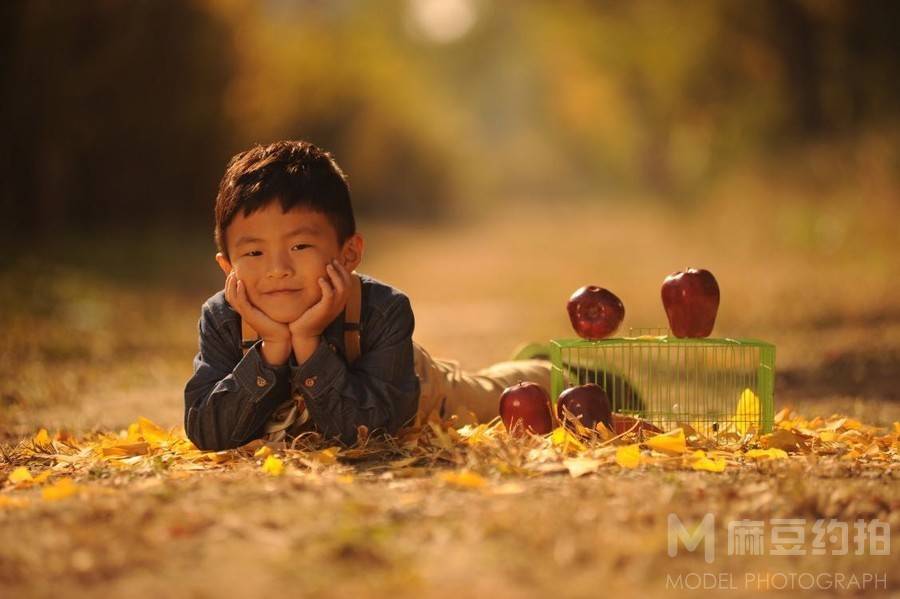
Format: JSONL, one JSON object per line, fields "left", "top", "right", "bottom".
{"left": 2, "top": 409, "right": 898, "bottom": 598}
{"left": 3, "top": 203, "right": 900, "bottom": 597}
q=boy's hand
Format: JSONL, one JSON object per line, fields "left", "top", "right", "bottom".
{"left": 225, "top": 271, "right": 292, "bottom": 366}
{"left": 289, "top": 259, "right": 352, "bottom": 341}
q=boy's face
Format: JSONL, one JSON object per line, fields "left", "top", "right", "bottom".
{"left": 216, "top": 202, "right": 363, "bottom": 324}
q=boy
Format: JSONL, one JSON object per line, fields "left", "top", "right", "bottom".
{"left": 184, "top": 140, "right": 553, "bottom": 451}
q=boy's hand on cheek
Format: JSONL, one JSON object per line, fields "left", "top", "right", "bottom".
{"left": 288, "top": 259, "right": 351, "bottom": 362}
{"left": 224, "top": 271, "right": 292, "bottom": 366}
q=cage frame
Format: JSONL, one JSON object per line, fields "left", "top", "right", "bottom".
{"left": 549, "top": 335, "right": 776, "bottom": 435}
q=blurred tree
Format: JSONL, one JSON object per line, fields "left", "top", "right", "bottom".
{"left": 0, "top": 0, "right": 234, "bottom": 233}
{"left": 2, "top": 0, "right": 898, "bottom": 241}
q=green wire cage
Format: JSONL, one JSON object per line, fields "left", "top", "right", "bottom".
{"left": 549, "top": 329, "right": 776, "bottom": 438}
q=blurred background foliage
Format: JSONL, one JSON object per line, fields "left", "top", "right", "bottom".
{"left": 2, "top": 0, "right": 898, "bottom": 234}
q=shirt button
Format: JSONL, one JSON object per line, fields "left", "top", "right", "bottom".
{"left": 304, "top": 376, "right": 317, "bottom": 388}
{"left": 256, "top": 376, "right": 267, "bottom": 388}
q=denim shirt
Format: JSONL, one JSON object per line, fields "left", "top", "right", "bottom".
{"left": 184, "top": 272, "right": 420, "bottom": 451}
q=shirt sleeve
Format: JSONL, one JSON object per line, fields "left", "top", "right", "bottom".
{"left": 289, "top": 294, "right": 420, "bottom": 446}
{"left": 183, "top": 303, "right": 291, "bottom": 451}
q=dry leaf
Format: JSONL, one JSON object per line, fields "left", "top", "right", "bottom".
{"left": 735, "top": 388, "right": 760, "bottom": 435}
{"left": 32, "top": 428, "right": 52, "bottom": 447}
{"left": 550, "top": 427, "right": 587, "bottom": 454}
{"left": 615, "top": 444, "right": 641, "bottom": 469}
{"left": 8, "top": 466, "right": 33, "bottom": 484}
{"left": 744, "top": 448, "right": 788, "bottom": 460}
{"left": 690, "top": 450, "right": 726, "bottom": 472}
{"left": 563, "top": 457, "right": 602, "bottom": 478}
{"left": 261, "top": 455, "right": 284, "bottom": 476}
{"left": 644, "top": 428, "right": 687, "bottom": 454}
{"left": 437, "top": 469, "right": 487, "bottom": 489}
{"left": 42, "top": 477, "right": 80, "bottom": 501}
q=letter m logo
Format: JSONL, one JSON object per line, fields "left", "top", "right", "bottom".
{"left": 668, "top": 513, "right": 715, "bottom": 563}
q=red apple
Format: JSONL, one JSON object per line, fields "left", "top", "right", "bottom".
{"left": 611, "top": 414, "right": 664, "bottom": 435}
{"left": 556, "top": 384, "right": 613, "bottom": 431}
{"left": 499, "top": 382, "right": 554, "bottom": 435}
{"left": 566, "top": 286, "right": 625, "bottom": 340}
{"left": 661, "top": 268, "right": 720, "bottom": 338}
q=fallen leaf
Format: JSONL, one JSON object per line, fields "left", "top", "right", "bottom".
{"left": 42, "top": 477, "right": 80, "bottom": 501}
{"left": 615, "top": 444, "right": 641, "bottom": 469}
{"left": 33, "top": 428, "right": 52, "bottom": 446}
{"left": 563, "top": 457, "right": 602, "bottom": 478}
{"left": 261, "top": 455, "right": 284, "bottom": 476}
{"left": 550, "top": 427, "right": 587, "bottom": 454}
{"left": 690, "top": 450, "right": 726, "bottom": 472}
{"left": 437, "top": 469, "right": 487, "bottom": 489}
{"left": 8, "top": 466, "right": 33, "bottom": 484}
{"left": 735, "top": 388, "right": 760, "bottom": 434}
{"left": 644, "top": 428, "right": 687, "bottom": 454}
{"left": 744, "top": 448, "right": 788, "bottom": 460}
{"left": 139, "top": 417, "right": 170, "bottom": 445}
{"left": 101, "top": 442, "right": 150, "bottom": 457}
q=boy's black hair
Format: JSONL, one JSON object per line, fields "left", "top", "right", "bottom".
{"left": 214, "top": 140, "right": 355, "bottom": 257}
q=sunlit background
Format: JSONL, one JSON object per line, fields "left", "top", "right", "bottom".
{"left": 2, "top": 0, "right": 899, "bottom": 434}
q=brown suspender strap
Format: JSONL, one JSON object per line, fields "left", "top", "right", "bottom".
{"left": 240, "top": 272, "right": 363, "bottom": 364}
{"left": 343, "top": 273, "right": 362, "bottom": 363}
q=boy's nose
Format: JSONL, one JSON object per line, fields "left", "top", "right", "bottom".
{"left": 266, "top": 255, "right": 294, "bottom": 278}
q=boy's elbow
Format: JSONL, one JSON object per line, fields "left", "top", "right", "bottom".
{"left": 185, "top": 407, "right": 238, "bottom": 452}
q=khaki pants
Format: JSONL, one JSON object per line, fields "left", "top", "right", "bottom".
{"left": 412, "top": 342, "right": 552, "bottom": 426}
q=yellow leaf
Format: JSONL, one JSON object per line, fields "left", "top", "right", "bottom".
{"left": 126, "top": 421, "right": 142, "bottom": 442}
{"left": 819, "top": 431, "right": 837, "bottom": 442}
{"left": 261, "top": 455, "right": 284, "bottom": 476}
{"left": 745, "top": 448, "right": 788, "bottom": 460}
{"left": 33, "top": 428, "right": 52, "bottom": 446}
{"left": 205, "top": 451, "right": 231, "bottom": 463}
{"left": 254, "top": 445, "right": 272, "bottom": 458}
{"left": 33, "top": 470, "right": 53, "bottom": 484}
{"left": 615, "top": 444, "right": 641, "bottom": 469}
{"left": 760, "top": 429, "right": 806, "bottom": 451}
{"left": 892, "top": 422, "right": 900, "bottom": 436}
{"left": 138, "top": 417, "right": 169, "bottom": 445}
{"left": 550, "top": 427, "right": 587, "bottom": 454}
{"left": 645, "top": 428, "right": 687, "bottom": 454}
{"left": 42, "top": 477, "right": 80, "bottom": 501}
{"left": 735, "top": 388, "right": 760, "bottom": 435}
{"left": 101, "top": 442, "right": 150, "bottom": 457}
{"left": 8, "top": 466, "right": 33, "bottom": 484}
{"left": 691, "top": 450, "right": 726, "bottom": 472}
{"left": 312, "top": 447, "right": 339, "bottom": 465}
{"left": 437, "top": 469, "right": 487, "bottom": 489}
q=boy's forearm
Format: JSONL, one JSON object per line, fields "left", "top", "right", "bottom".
{"left": 291, "top": 335, "right": 320, "bottom": 365}
{"left": 261, "top": 339, "right": 291, "bottom": 367}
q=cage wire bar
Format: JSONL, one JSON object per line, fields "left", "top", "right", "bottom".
{"left": 549, "top": 330, "right": 775, "bottom": 439}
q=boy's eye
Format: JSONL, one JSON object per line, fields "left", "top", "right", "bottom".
{"left": 291, "top": 244, "right": 312, "bottom": 251}
{"left": 244, "top": 250, "right": 262, "bottom": 257}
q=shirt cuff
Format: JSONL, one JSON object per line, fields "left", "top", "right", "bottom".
{"left": 234, "top": 339, "right": 290, "bottom": 397}
{"left": 289, "top": 338, "right": 345, "bottom": 401}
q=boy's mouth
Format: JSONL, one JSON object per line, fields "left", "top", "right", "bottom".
{"left": 263, "top": 288, "right": 302, "bottom": 297}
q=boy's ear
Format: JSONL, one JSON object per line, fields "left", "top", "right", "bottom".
{"left": 215, "top": 252, "right": 233, "bottom": 276}
{"left": 340, "top": 233, "right": 365, "bottom": 272}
